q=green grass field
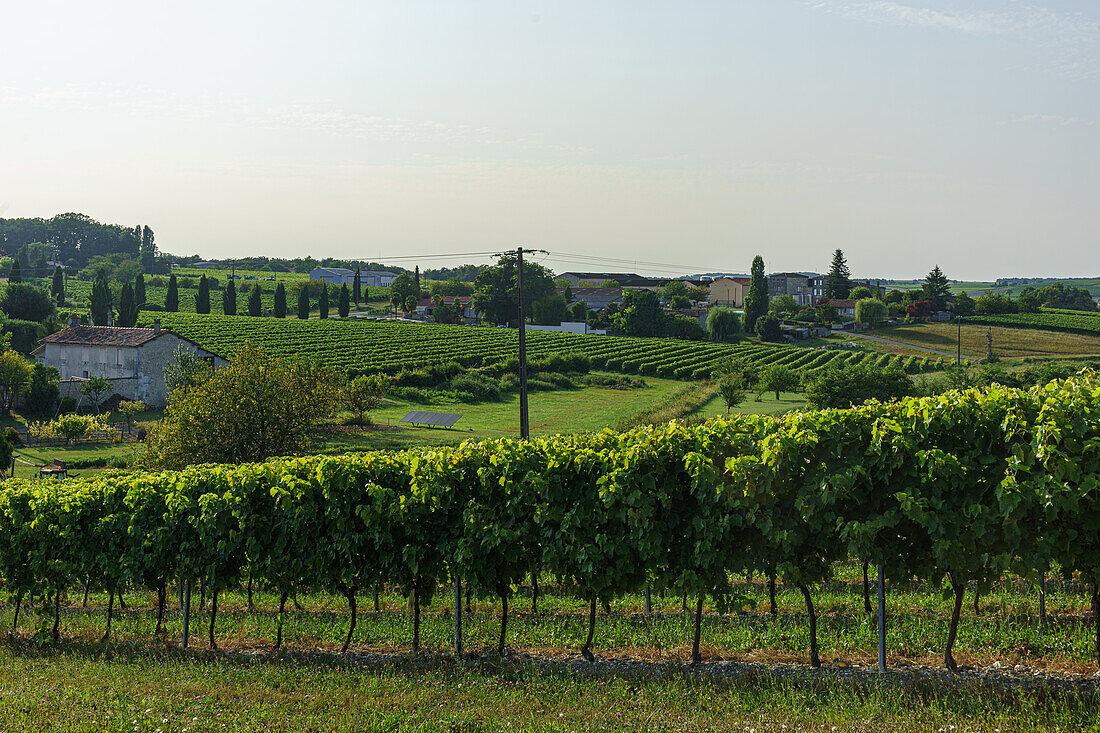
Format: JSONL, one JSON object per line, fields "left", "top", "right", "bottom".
{"left": 864, "top": 322, "right": 1100, "bottom": 359}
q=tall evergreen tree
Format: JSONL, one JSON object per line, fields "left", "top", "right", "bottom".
{"left": 118, "top": 282, "right": 138, "bottom": 327}
{"left": 297, "top": 285, "right": 310, "bottom": 319}
{"left": 166, "top": 274, "right": 179, "bottom": 312}
{"left": 319, "top": 283, "right": 330, "bottom": 319}
{"left": 196, "top": 275, "right": 210, "bottom": 314}
{"left": 9, "top": 261, "right": 22, "bottom": 283}
{"left": 51, "top": 268, "right": 64, "bottom": 305}
{"left": 923, "top": 265, "right": 951, "bottom": 310}
{"left": 223, "top": 280, "right": 237, "bottom": 316}
{"left": 743, "top": 256, "right": 768, "bottom": 333}
{"left": 90, "top": 272, "right": 112, "bottom": 326}
{"left": 134, "top": 273, "right": 146, "bottom": 307}
{"left": 247, "top": 285, "right": 262, "bottom": 316}
{"left": 338, "top": 284, "right": 350, "bottom": 317}
{"left": 353, "top": 268, "right": 361, "bottom": 306}
{"left": 824, "top": 249, "right": 852, "bottom": 299}
{"left": 414, "top": 266, "right": 420, "bottom": 288}
{"left": 274, "top": 282, "right": 287, "bottom": 318}
{"left": 140, "top": 225, "right": 157, "bottom": 273}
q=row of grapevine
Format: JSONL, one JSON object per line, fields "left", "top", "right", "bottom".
{"left": 1, "top": 372, "right": 1097, "bottom": 667}
{"left": 127, "top": 313, "right": 934, "bottom": 382}
{"left": 962, "top": 313, "right": 1100, "bottom": 336}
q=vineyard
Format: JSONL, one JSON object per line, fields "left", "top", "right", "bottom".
{"left": 963, "top": 310, "right": 1100, "bottom": 337}
{"left": 1, "top": 372, "right": 1098, "bottom": 673}
{"left": 129, "top": 312, "right": 943, "bottom": 380}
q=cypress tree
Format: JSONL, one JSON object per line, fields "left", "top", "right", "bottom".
{"left": 135, "top": 274, "right": 146, "bottom": 308}
{"left": 9, "top": 261, "right": 22, "bottom": 283}
{"left": 223, "top": 280, "right": 237, "bottom": 316}
{"left": 338, "top": 284, "right": 350, "bottom": 317}
{"left": 247, "top": 285, "right": 262, "bottom": 316}
{"left": 743, "top": 256, "right": 768, "bottom": 333}
{"left": 825, "top": 249, "right": 852, "bottom": 300}
{"left": 319, "top": 283, "right": 329, "bottom": 319}
{"left": 118, "top": 283, "right": 137, "bottom": 327}
{"left": 274, "top": 282, "right": 287, "bottom": 318}
{"left": 414, "top": 266, "right": 420, "bottom": 288}
{"left": 166, "top": 275, "right": 179, "bottom": 312}
{"left": 90, "top": 273, "right": 112, "bottom": 326}
{"left": 196, "top": 276, "right": 211, "bottom": 314}
{"left": 297, "top": 285, "right": 310, "bottom": 319}
{"left": 52, "top": 268, "right": 64, "bottom": 305}
{"left": 353, "top": 268, "right": 361, "bottom": 306}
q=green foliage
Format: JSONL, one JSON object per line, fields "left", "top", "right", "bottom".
{"left": 952, "top": 291, "right": 975, "bottom": 316}
{"left": 974, "top": 292, "right": 1017, "bottom": 315}
{"left": 706, "top": 307, "right": 740, "bottom": 342}
{"left": 196, "top": 276, "right": 210, "bottom": 315}
{"left": 117, "top": 282, "right": 138, "bottom": 327}
{"left": 162, "top": 345, "right": 213, "bottom": 395}
{"left": 222, "top": 280, "right": 237, "bottom": 316}
{"left": 717, "top": 373, "right": 746, "bottom": 412}
{"left": 80, "top": 376, "right": 112, "bottom": 412}
{"left": 51, "top": 269, "right": 65, "bottom": 305}
{"left": 165, "top": 274, "right": 179, "bottom": 312}
{"left": 389, "top": 274, "right": 420, "bottom": 311}
{"left": 471, "top": 256, "right": 556, "bottom": 326}
{"left": 768, "top": 294, "right": 798, "bottom": 314}
{"left": 532, "top": 293, "right": 568, "bottom": 326}
{"left": 246, "top": 285, "right": 262, "bottom": 317}
{"left": 24, "top": 363, "right": 60, "bottom": 417}
{"left": 759, "top": 363, "right": 798, "bottom": 400}
{"left": 825, "top": 249, "right": 851, "bottom": 299}
{"left": 297, "top": 285, "right": 309, "bottom": 319}
{"left": 815, "top": 303, "right": 839, "bottom": 324}
{"left": 0, "top": 350, "right": 33, "bottom": 415}
{"left": 848, "top": 286, "right": 873, "bottom": 300}
{"left": 273, "top": 282, "right": 287, "bottom": 318}
{"left": 1, "top": 282, "right": 56, "bottom": 323}
{"left": 922, "top": 265, "right": 951, "bottom": 309}
{"left": 338, "top": 284, "right": 350, "bottom": 318}
{"left": 802, "top": 362, "right": 916, "bottom": 409}
{"left": 614, "top": 289, "right": 665, "bottom": 337}
{"left": 320, "top": 284, "right": 330, "bottom": 319}
{"left": 342, "top": 374, "right": 389, "bottom": 425}
{"left": 855, "top": 298, "right": 887, "bottom": 327}
{"left": 743, "top": 256, "right": 768, "bottom": 333}
{"left": 663, "top": 314, "right": 705, "bottom": 341}
{"left": 2, "top": 319, "right": 45, "bottom": 355}
{"left": 754, "top": 313, "right": 782, "bottom": 342}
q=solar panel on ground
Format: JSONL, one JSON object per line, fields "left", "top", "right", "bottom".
{"left": 399, "top": 411, "right": 463, "bottom": 428}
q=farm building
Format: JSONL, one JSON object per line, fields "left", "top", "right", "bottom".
{"left": 360, "top": 270, "right": 399, "bottom": 287}
{"left": 31, "top": 317, "right": 227, "bottom": 408}
{"left": 309, "top": 267, "right": 355, "bottom": 287}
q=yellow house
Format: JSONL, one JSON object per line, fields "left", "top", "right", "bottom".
{"left": 708, "top": 277, "right": 750, "bottom": 306}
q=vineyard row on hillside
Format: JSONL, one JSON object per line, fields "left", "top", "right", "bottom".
{"left": 1, "top": 373, "right": 1097, "bottom": 669}
{"left": 132, "top": 312, "right": 942, "bottom": 380}
{"left": 964, "top": 312, "right": 1100, "bottom": 336}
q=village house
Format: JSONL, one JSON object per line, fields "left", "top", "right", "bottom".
{"left": 31, "top": 317, "right": 227, "bottom": 408}
{"left": 707, "top": 277, "right": 750, "bottom": 306}
{"left": 768, "top": 273, "right": 815, "bottom": 307}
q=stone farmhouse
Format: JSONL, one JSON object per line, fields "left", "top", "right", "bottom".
{"left": 31, "top": 317, "right": 227, "bottom": 408}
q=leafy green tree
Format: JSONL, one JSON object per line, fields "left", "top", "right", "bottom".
{"left": 222, "top": 280, "right": 237, "bottom": 316}
{"left": 1034, "top": 281, "right": 1097, "bottom": 312}
{"left": 353, "top": 268, "right": 361, "bottom": 306}
{"left": 0, "top": 350, "right": 33, "bottom": 415}
{"left": 661, "top": 280, "right": 689, "bottom": 302}
{"left": 759, "top": 363, "right": 799, "bottom": 400}
{"left": 90, "top": 272, "right": 113, "bottom": 325}
{"left": 567, "top": 300, "right": 588, "bottom": 322}
{"left": 952, "top": 291, "right": 975, "bottom": 316}
{"left": 51, "top": 268, "right": 65, "bottom": 305}
{"left": 135, "top": 273, "right": 146, "bottom": 308}
{"left": 855, "top": 298, "right": 888, "bottom": 328}
{"left": 118, "top": 400, "right": 146, "bottom": 433}
{"left": 1016, "top": 289, "right": 1042, "bottom": 313}
{"left": 389, "top": 274, "right": 420, "bottom": 311}
{"left": 8, "top": 260, "right": 21, "bottom": 283}
{"left": 803, "top": 362, "right": 915, "bottom": 408}
{"left": 768, "top": 294, "right": 798, "bottom": 314}
{"left": 117, "top": 282, "right": 138, "bottom": 326}
{"left": 613, "top": 289, "right": 665, "bottom": 337}
{"left": 163, "top": 345, "right": 213, "bottom": 395}
{"left": 165, "top": 274, "right": 179, "bottom": 312}
{"left": 247, "top": 284, "right": 262, "bottom": 316}
{"left": 531, "top": 292, "right": 568, "bottom": 325}
{"left": 706, "top": 306, "right": 740, "bottom": 342}
{"left": 143, "top": 345, "right": 343, "bottom": 469}
{"left": 743, "top": 256, "right": 768, "bottom": 333}
{"left": 884, "top": 289, "right": 903, "bottom": 304}
{"left": 343, "top": 374, "right": 389, "bottom": 426}
{"left": 663, "top": 314, "right": 705, "bottom": 340}
{"left": 403, "top": 294, "right": 417, "bottom": 313}
{"left": 297, "top": 285, "right": 310, "bottom": 319}
{"left": 320, "top": 284, "right": 330, "bottom": 319}
{"left": 848, "top": 286, "right": 873, "bottom": 300}
{"left": 429, "top": 278, "right": 474, "bottom": 298}
{"left": 0, "top": 282, "right": 56, "bottom": 322}
{"left": 824, "top": 249, "right": 851, "bottom": 299}
{"left": 754, "top": 313, "right": 782, "bottom": 342}
{"left": 471, "top": 255, "right": 556, "bottom": 326}
{"left": 196, "top": 275, "right": 211, "bottom": 314}
{"left": 24, "top": 363, "right": 60, "bottom": 417}
{"left": 974, "top": 292, "right": 1016, "bottom": 314}
{"left": 273, "top": 282, "right": 287, "bottom": 318}
{"left": 81, "top": 375, "right": 112, "bottom": 413}
{"left": 815, "top": 302, "right": 839, "bottom": 324}
{"left": 338, "top": 284, "right": 350, "bottom": 317}
{"left": 922, "top": 265, "right": 951, "bottom": 309}
{"left": 140, "top": 225, "right": 157, "bottom": 273}
{"left": 717, "top": 373, "right": 746, "bottom": 412}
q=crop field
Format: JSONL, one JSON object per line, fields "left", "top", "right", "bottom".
{"left": 963, "top": 311, "right": 1100, "bottom": 337}
{"left": 874, "top": 322, "right": 1100, "bottom": 359}
{"left": 130, "top": 312, "right": 943, "bottom": 379}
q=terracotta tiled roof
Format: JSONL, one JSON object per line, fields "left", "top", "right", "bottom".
{"left": 38, "top": 326, "right": 166, "bottom": 347}
{"left": 822, "top": 299, "right": 856, "bottom": 308}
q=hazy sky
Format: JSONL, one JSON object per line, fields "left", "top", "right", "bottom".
{"left": 2, "top": 1, "right": 1098, "bottom": 279}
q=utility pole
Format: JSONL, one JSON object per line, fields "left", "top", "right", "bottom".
{"left": 957, "top": 319, "right": 961, "bottom": 366}
{"left": 517, "top": 247, "right": 529, "bottom": 440}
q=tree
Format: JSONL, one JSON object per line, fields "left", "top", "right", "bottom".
{"left": 952, "top": 291, "right": 975, "bottom": 317}
{"left": 163, "top": 345, "right": 213, "bottom": 395}
{"left": 754, "top": 313, "right": 782, "bottom": 342}
{"left": 0, "top": 350, "right": 32, "bottom": 415}
{"left": 140, "top": 225, "right": 157, "bottom": 273}
{"left": 815, "top": 302, "right": 839, "bottom": 324}
{"left": 824, "top": 249, "right": 851, "bottom": 299}
{"left": 221, "top": 280, "right": 237, "bottom": 316}
{"left": 414, "top": 265, "right": 420, "bottom": 288}
{"left": 688, "top": 285, "right": 710, "bottom": 303}
{"left": 848, "top": 286, "right": 873, "bottom": 301}
{"left": 342, "top": 374, "right": 389, "bottom": 427}
{"left": 433, "top": 301, "right": 461, "bottom": 324}
{"left": 855, "top": 298, "right": 888, "bottom": 328}
{"left": 353, "top": 268, "right": 361, "bottom": 306}
{"left": 532, "top": 293, "right": 568, "bottom": 325}
{"left": 51, "top": 268, "right": 65, "bottom": 306}
{"left": 403, "top": 294, "right": 417, "bottom": 313}
{"left": 24, "top": 363, "right": 60, "bottom": 417}
{"left": 8, "top": 260, "right": 21, "bottom": 283}
{"left": 922, "top": 265, "right": 951, "bottom": 309}
{"left": 0, "top": 282, "right": 56, "bottom": 322}
{"left": 743, "top": 256, "right": 768, "bottom": 333}
{"left": 196, "top": 275, "right": 211, "bottom": 314}
{"left": 81, "top": 375, "right": 112, "bottom": 414}
{"left": 759, "top": 363, "right": 799, "bottom": 400}
{"left": 247, "top": 285, "right": 262, "bottom": 316}
{"left": 803, "top": 362, "right": 915, "bottom": 408}
{"left": 319, "top": 284, "right": 330, "bottom": 319}
{"left": 90, "top": 273, "right": 113, "bottom": 326}
{"left": 717, "top": 373, "right": 746, "bottom": 413}
{"left": 906, "top": 299, "right": 937, "bottom": 320}
{"left": 117, "top": 282, "right": 138, "bottom": 327}
{"left": 142, "top": 345, "right": 343, "bottom": 469}
{"left": 1034, "top": 282, "right": 1097, "bottom": 312}
{"left": 1016, "top": 289, "right": 1042, "bottom": 313}
{"left": 471, "top": 255, "right": 556, "bottom": 326}
{"left": 273, "top": 282, "right": 287, "bottom": 318}
{"left": 613, "top": 289, "right": 665, "bottom": 337}
{"left": 118, "top": 400, "right": 146, "bottom": 433}
{"left": 664, "top": 314, "right": 705, "bottom": 340}
{"left": 974, "top": 292, "right": 1016, "bottom": 315}
{"left": 706, "top": 307, "right": 740, "bottom": 342}
{"left": 389, "top": 274, "right": 419, "bottom": 311}
{"left": 297, "top": 285, "right": 310, "bottom": 319}
{"left": 884, "top": 289, "right": 903, "bottom": 304}
{"left": 429, "top": 279, "right": 474, "bottom": 298}
{"left": 338, "top": 284, "right": 350, "bottom": 317}
{"left": 166, "top": 274, "right": 179, "bottom": 312}
{"left": 768, "top": 294, "right": 798, "bottom": 315}
{"left": 661, "top": 280, "right": 689, "bottom": 302}
{"left": 135, "top": 273, "right": 146, "bottom": 308}
{"left": 568, "top": 300, "right": 588, "bottom": 322}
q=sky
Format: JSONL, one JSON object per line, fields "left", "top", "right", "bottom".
{"left": 1, "top": 1, "right": 1098, "bottom": 280}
